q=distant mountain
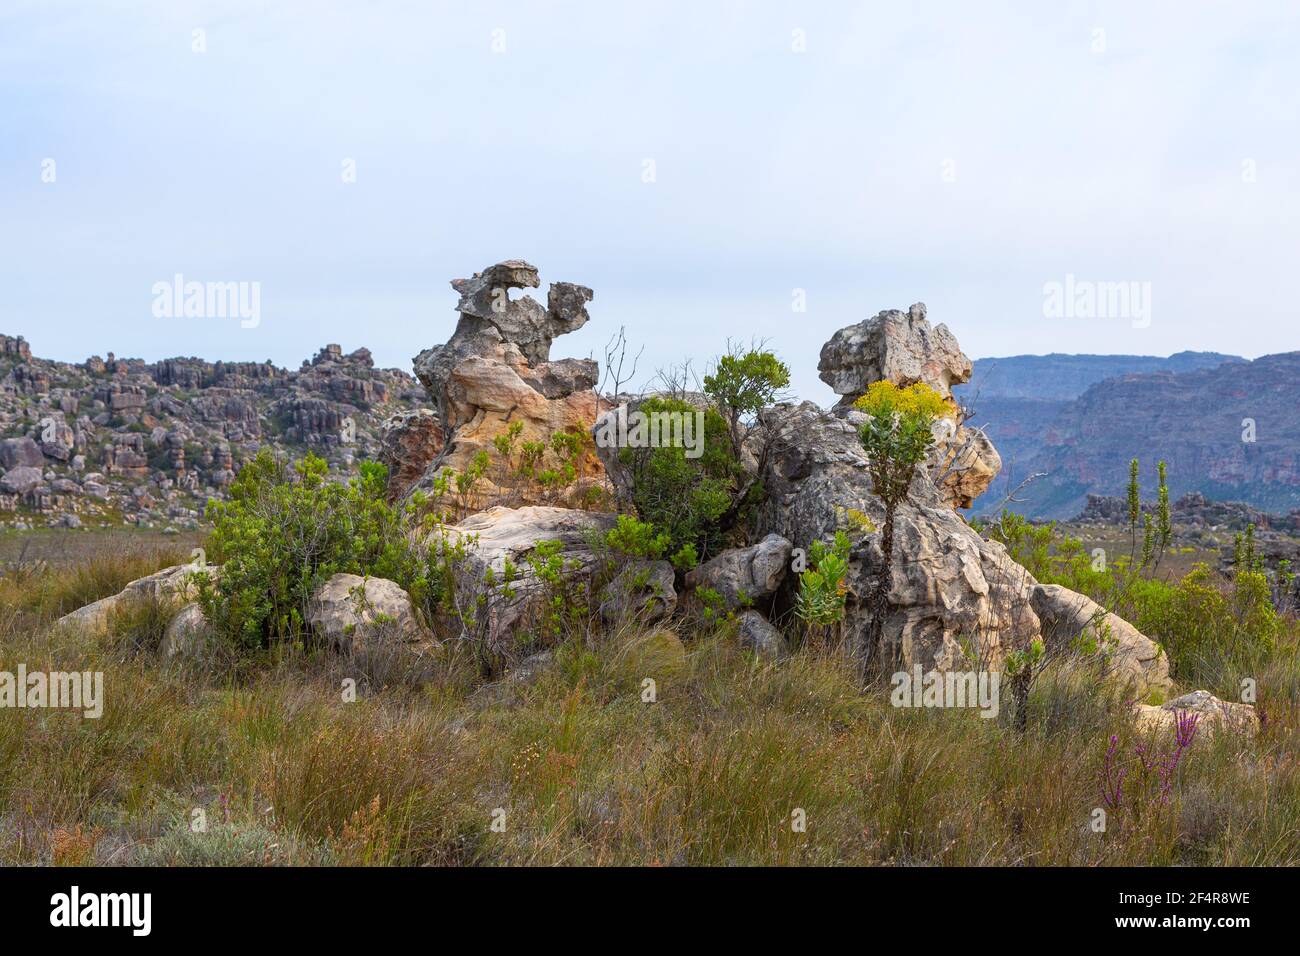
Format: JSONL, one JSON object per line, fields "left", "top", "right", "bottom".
{"left": 954, "top": 350, "right": 1300, "bottom": 519}
{"left": 957, "top": 351, "right": 1245, "bottom": 402}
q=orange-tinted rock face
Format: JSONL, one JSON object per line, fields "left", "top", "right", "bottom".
{"left": 400, "top": 260, "right": 607, "bottom": 510}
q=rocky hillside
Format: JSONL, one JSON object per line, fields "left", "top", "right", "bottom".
{"left": 958, "top": 351, "right": 1300, "bottom": 518}
{"left": 0, "top": 334, "right": 423, "bottom": 530}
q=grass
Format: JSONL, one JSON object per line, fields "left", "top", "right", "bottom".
{"left": 0, "top": 531, "right": 1298, "bottom": 866}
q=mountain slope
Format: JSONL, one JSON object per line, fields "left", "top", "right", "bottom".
{"left": 964, "top": 352, "right": 1300, "bottom": 517}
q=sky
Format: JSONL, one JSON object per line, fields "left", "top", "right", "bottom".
{"left": 2, "top": 0, "right": 1298, "bottom": 404}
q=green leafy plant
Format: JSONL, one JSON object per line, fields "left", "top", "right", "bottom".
{"left": 605, "top": 514, "right": 669, "bottom": 561}
{"left": 795, "top": 532, "right": 852, "bottom": 645}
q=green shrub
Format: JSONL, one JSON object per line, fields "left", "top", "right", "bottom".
{"left": 605, "top": 514, "right": 669, "bottom": 561}
{"left": 795, "top": 532, "right": 851, "bottom": 633}
{"left": 704, "top": 347, "right": 791, "bottom": 451}
{"left": 617, "top": 397, "right": 747, "bottom": 560}
{"left": 198, "top": 451, "right": 423, "bottom": 651}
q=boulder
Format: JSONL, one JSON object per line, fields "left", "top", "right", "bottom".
{"left": 735, "top": 609, "right": 789, "bottom": 660}
{"left": 752, "top": 393, "right": 1171, "bottom": 695}
{"left": 684, "top": 534, "right": 793, "bottom": 610}
{"left": 0, "top": 465, "right": 43, "bottom": 495}
{"left": 818, "top": 303, "right": 971, "bottom": 408}
{"left": 754, "top": 400, "right": 1038, "bottom": 672}
{"left": 444, "top": 505, "right": 616, "bottom": 657}
{"left": 306, "top": 573, "right": 433, "bottom": 653}
{"left": 0, "top": 437, "right": 45, "bottom": 469}
{"left": 824, "top": 304, "right": 1000, "bottom": 509}
{"left": 599, "top": 559, "right": 677, "bottom": 625}
{"left": 1134, "top": 690, "right": 1258, "bottom": 738}
{"left": 1029, "top": 584, "right": 1170, "bottom": 696}
{"left": 160, "top": 603, "right": 212, "bottom": 660}
{"left": 40, "top": 420, "right": 76, "bottom": 462}
{"left": 55, "top": 563, "right": 216, "bottom": 635}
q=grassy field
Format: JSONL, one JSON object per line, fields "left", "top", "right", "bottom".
{"left": 1, "top": 528, "right": 1298, "bottom": 866}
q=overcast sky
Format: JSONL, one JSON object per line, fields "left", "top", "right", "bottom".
{"left": 3, "top": 0, "right": 1297, "bottom": 403}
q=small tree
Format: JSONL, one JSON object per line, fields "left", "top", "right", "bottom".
{"left": 853, "top": 381, "right": 950, "bottom": 671}
{"left": 703, "top": 346, "right": 791, "bottom": 454}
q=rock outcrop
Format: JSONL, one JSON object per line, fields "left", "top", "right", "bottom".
{"left": 160, "top": 603, "right": 213, "bottom": 660}
{"left": 749, "top": 304, "right": 1174, "bottom": 696}
{"left": 0, "top": 337, "right": 422, "bottom": 529}
{"left": 1135, "top": 690, "right": 1258, "bottom": 738}
{"left": 754, "top": 400, "right": 1044, "bottom": 675}
{"left": 818, "top": 303, "right": 971, "bottom": 408}
{"left": 404, "top": 260, "right": 606, "bottom": 507}
{"left": 599, "top": 560, "right": 677, "bottom": 626}
{"left": 818, "top": 303, "right": 1000, "bottom": 509}
{"left": 1029, "top": 584, "right": 1170, "bottom": 694}
{"left": 379, "top": 408, "right": 443, "bottom": 500}
{"left": 735, "top": 609, "right": 789, "bottom": 660}
{"left": 54, "top": 563, "right": 216, "bottom": 635}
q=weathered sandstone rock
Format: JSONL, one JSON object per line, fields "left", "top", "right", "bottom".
{"left": 55, "top": 563, "right": 217, "bottom": 635}
{"left": 1, "top": 465, "right": 43, "bottom": 495}
{"left": 1029, "top": 584, "right": 1171, "bottom": 696}
{"left": 823, "top": 304, "right": 999, "bottom": 509}
{"left": 754, "top": 400, "right": 1041, "bottom": 674}
{"left": 306, "top": 573, "right": 432, "bottom": 653}
{"left": 406, "top": 260, "right": 605, "bottom": 507}
{"left": 444, "top": 505, "right": 617, "bottom": 658}
{"left": 0, "top": 437, "right": 45, "bottom": 469}
{"left": 1134, "top": 690, "right": 1258, "bottom": 738}
{"left": 379, "top": 408, "right": 443, "bottom": 500}
{"left": 735, "top": 609, "right": 789, "bottom": 660}
{"left": 818, "top": 303, "right": 971, "bottom": 408}
{"left": 599, "top": 560, "right": 677, "bottom": 626}
{"left": 160, "top": 603, "right": 213, "bottom": 660}
{"left": 684, "top": 534, "right": 793, "bottom": 610}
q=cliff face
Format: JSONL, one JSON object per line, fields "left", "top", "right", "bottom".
{"left": 963, "top": 351, "right": 1300, "bottom": 518}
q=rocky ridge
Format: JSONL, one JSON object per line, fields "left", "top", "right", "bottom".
{"left": 0, "top": 334, "right": 423, "bottom": 530}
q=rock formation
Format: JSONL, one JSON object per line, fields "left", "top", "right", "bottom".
{"left": 818, "top": 303, "right": 1000, "bottom": 509}
{"left": 0, "top": 337, "right": 422, "bottom": 529}
{"left": 403, "top": 260, "right": 606, "bottom": 507}
{"left": 444, "top": 505, "right": 617, "bottom": 656}
{"left": 306, "top": 573, "right": 434, "bottom": 653}
{"left": 684, "top": 533, "right": 793, "bottom": 611}
{"left": 751, "top": 305, "right": 1170, "bottom": 695}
